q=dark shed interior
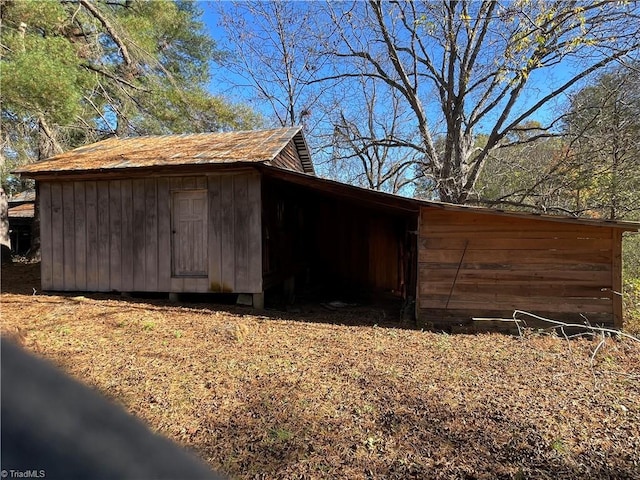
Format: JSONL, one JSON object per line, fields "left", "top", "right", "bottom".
{"left": 261, "top": 174, "right": 418, "bottom": 310}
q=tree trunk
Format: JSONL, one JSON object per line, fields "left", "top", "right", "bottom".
{"left": 0, "top": 187, "right": 11, "bottom": 263}
{"left": 28, "top": 182, "right": 41, "bottom": 262}
{"left": 28, "top": 117, "right": 62, "bottom": 261}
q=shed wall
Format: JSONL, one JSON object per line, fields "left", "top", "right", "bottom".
{"left": 39, "top": 172, "right": 262, "bottom": 294}
{"left": 261, "top": 177, "right": 415, "bottom": 298}
{"left": 418, "top": 207, "right": 620, "bottom": 327}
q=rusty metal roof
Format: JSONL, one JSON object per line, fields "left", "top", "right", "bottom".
{"left": 7, "top": 190, "right": 36, "bottom": 203}
{"left": 16, "top": 127, "right": 314, "bottom": 176}
{"left": 8, "top": 203, "right": 34, "bottom": 218}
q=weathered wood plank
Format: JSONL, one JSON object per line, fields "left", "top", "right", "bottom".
{"left": 168, "top": 178, "right": 181, "bottom": 291}
{"left": 208, "top": 175, "right": 223, "bottom": 292}
{"left": 419, "top": 261, "right": 611, "bottom": 272}
{"left": 145, "top": 179, "right": 158, "bottom": 291}
{"left": 168, "top": 190, "right": 183, "bottom": 292}
{"left": 420, "top": 208, "right": 617, "bottom": 236}
{"left": 169, "top": 177, "right": 182, "bottom": 191}
{"left": 220, "top": 175, "right": 236, "bottom": 292}
{"left": 420, "top": 282, "right": 611, "bottom": 298}
{"left": 422, "top": 294, "right": 613, "bottom": 313}
{"left": 419, "top": 248, "right": 612, "bottom": 265}
{"left": 246, "top": 173, "right": 262, "bottom": 293}
{"left": 170, "top": 278, "right": 185, "bottom": 292}
{"left": 97, "top": 181, "right": 110, "bottom": 291}
{"left": 420, "top": 229, "right": 613, "bottom": 239}
{"left": 170, "top": 277, "right": 209, "bottom": 292}
{"left": 109, "top": 181, "right": 122, "bottom": 291}
{"left": 234, "top": 175, "right": 250, "bottom": 291}
{"left": 196, "top": 176, "right": 207, "bottom": 189}
{"left": 169, "top": 276, "right": 183, "bottom": 292}
{"left": 120, "top": 179, "right": 134, "bottom": 292}
{"left": 419, "top": 237, "right": 612, "bottom": 251}
{"left": 272, "top": 141, "right": 304, "bottom": 172}
{"left": 182, "top": 177, "right": 197, "bottom": 189}
{"left": 182, "top": 277, "right": 196, "bottom": 292}
{"left": 132, "top": 179, "right": 146, "bottom": 291}
{"left": 39, "top": 182, "right": 53, "bottom": 290}
{"left": 419, "top": 267, "right": 613, "bottom": 284}
{"left": 73, "top": 182, "right": 87, "bottom": 290}
{"left": 85, "top": 181, "right": 99, "bottom": 291}
{"left": 62, "top": 183, "right": 75, "bottom": 290}
{"left": 171, "top": 189, "right": 207, "bottom": 278}
{"left": 50, "top": 183, "right": 64, "bottom": 290}
{"left": 157, "top": 177, "right": 171, "bottom": 291}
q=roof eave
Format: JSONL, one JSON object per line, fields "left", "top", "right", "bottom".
{"left": 15, "top": 162, "right": 266, "bottom": 180}
{"left": 258, "top": 165, "right": 640, "bottom": 231}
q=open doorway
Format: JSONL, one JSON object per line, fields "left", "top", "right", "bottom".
{"left": 261, "top": 176, "right": 418, "bottom": 319}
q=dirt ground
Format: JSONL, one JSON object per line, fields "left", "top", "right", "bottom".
{"left": 2, "top": 262, "right": 639, "bottom": 479}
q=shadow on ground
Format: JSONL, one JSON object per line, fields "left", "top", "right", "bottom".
{"left": 1, "top": 261, "right": 414, "bottom": 330}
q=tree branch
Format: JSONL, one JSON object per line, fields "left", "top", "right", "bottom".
{"left": 78, "top": 0, "right": 133, "bottom": 68}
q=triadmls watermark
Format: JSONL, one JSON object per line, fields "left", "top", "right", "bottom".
{"left": 1, "top": 470, "right": 46, "bottom": 479}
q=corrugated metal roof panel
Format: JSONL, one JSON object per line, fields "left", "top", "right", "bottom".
{"left": 7, "top": 190, "right": 36, "bottom": 203}
{"left": 8, "top": 203, "right": 34, "bottom": 218}
{"left": 16, "top": 127, "right": 314, "bottom": 175}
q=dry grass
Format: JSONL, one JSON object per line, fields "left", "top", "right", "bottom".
{"left": 624, "top": 279, "right": 640, "bottom": 336}
{"left": 2, "top": 263, "right": 639, "bottom": 479}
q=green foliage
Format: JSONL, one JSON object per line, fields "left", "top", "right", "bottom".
{"left": 2, "top": 35, "right": 90, "bottom": 123}
{"left": 1, "top": 0, "right": 260, "bottom": 186}
{"left": 623, "top": 234, "right": 640, "bottom": 280}
{"left": 623, "top": 275, "right": 640, "bottom": 335}
{"left": 623, "top": 234, "right": 640, "bottom": 334}
{"left": 142, "top": 321, "right": 156, "bottom": 331}
{"left": 563, "top": 66, "right": 640, "bottom": 220}
{"left": 476, "top": 66, "right": 640, "bottom": 220}
{"left": 268, "top": 427, "right": 293, "bottom": 442}
{"left": 475, "top": 128, "right": 571, "bottom": 213}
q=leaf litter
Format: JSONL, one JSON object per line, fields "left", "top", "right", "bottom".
{"left": 1, "top": 263, "right": 639, "bottom": 479}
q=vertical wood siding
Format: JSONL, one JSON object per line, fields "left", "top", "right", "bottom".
{"left": 73, "top": 182, "right": 87, "bottom": 290}
{"left": 85, "top": 181, "right": 98, "bottom": 290}
{"left": 418, "top": 207, "right": 619, "bottom": 327}
{"left": 39, "top": 182, "right": 53, "bottom": 289}
{"left": 207, "top": 172, "right": 262, "bottom": 293}
{"left": 39, "top": 172, "right": 262, "bottom": 294}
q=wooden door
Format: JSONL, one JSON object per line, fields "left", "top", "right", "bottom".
{"left": 171, "top": 190, "right": 207, "bottom": 276}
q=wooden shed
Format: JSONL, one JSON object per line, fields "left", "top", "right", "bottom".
{"left": 17, "top": 127, "right": 639, "bottom": 330}
{"left": 7, "top": 190, "right": 36, "bottom": 255}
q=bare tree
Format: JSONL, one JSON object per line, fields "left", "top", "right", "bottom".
{"left": 320, "top": 1, "right": 640, "bottom": 203}
{"left": 217, "top": 1, "right": 332, "bottom": 130}
{"left": 477, "top": 65, "right": 640, "bottom": 220}
{"left": 217, "top": 2, "right": 420, "bottom": 190}
{"left": 215, "top": 1, "right": 640, "bottom": 202}
{"left": 329, "top": 76, "right": 421, "bottom": 193}
{"left": 563, "top": 65, "right": 640, "bottom": 220}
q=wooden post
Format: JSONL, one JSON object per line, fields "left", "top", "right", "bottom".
{"left": 252, "top": 292, "right": 264, "bottom": 310}
{"left": 612, "top": 229, "right": 623, "bottom": 329}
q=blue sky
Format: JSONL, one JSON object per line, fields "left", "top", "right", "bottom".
{"left": 199, "top": 1, "right": 581, "bottom": 133}
{"left": 201, "top": 5, "right": 265, "bottom": 106}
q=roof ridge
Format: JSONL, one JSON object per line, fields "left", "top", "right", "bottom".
{"left": 14, "top": 126, "right": 310, "bottom": 176}
{"left": 113, "top": 126, "right": 302, "bottom": 142}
